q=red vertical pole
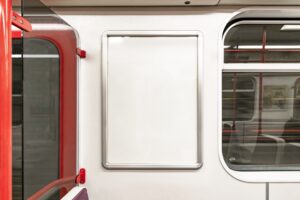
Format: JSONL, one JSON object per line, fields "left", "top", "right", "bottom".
{"left": 232, "top": 72, "right": 237, "bottom": 130}
{"left": 258, "top": 27, "right": 266, "bottom": 134}
{"left": 0, "top": 0, "right": 12, "bottom": 200}
{"left": 258, "top": 74, "right": 263, "bottom": 134}
{"left": 261, "top": 27, "right": 267, "bottom": 63}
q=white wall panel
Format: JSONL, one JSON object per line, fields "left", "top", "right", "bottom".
{"left": 54, "top": 7, "right": 265, "bottom": 200}
{"left": 270, "top": 183, "right": 300, "bottom": 200}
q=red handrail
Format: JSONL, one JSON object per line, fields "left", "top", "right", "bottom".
{"left": 27, "top": 168, "right": 86, "bottom": 200}
{"left": 27, "top": 176, "right": 76, "bottom": 200}
{"left": 12, "top": 11, "right": 32, "bottom": 32}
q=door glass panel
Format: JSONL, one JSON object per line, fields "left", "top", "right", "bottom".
{"left": 23, "top": 38, "right": 60, "bottom": 199}
{"left": 12, "top": 38, "right": 23, "bottom": 200}
{"left": 222, "top": 72, "right": 300, "bottom": 171}
{"left": 12, "top": 37, "right": 60, "bottom": 200}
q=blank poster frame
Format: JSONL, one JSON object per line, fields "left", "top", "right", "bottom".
{"left": 101, "top": 31, "right": 203, "bottom": 170}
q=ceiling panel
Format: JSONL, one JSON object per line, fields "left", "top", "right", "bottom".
{"left": 220, "top": 0, "right": 300, "bottom": 5}
{"left": 39, "top": 0, "right": 218, "bottom": 6}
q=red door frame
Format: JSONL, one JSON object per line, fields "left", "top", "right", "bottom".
{"left": 25, "top": 26, "right": 78, "bottom": 187}
{"left": 11, "top": 20, "right": 77, "bottom": 199}
{"left": 0, "top": 0, "right": 12, "bottom": 200}
{"left": 7, "top": 8, "right": 78, "bottom": 199}
{"left": 12, "top": 26, "right": 80, "bottom": 199}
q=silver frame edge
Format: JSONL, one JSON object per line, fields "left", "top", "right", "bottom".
{"left": 101, "top": 30, "right": 203, "bottom": 170}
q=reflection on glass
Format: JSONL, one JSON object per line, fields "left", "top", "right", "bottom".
{"left": 222, "top": 72, "right": 300, "bottom": 170}
{"left": 23, "top": 38, "right": 60, "bottom": 199}
{"left": 12, "top": 38, "right": 61, "bottom": 200}
{"left": 224, "top": 24, "right": 300, "bottom": 63}
{"left": 223, "top": 74, "right": 255, "bottom": 121}
{"left": 18, "top": 1, "right": 78, "bottom": 199}
{"left": 12, "top": 39, "right": 23, "bottom": 200}
{"left": 224, "top": 52, "right": 261, "bottom": 63}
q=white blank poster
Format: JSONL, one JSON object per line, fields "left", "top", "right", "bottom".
{"left": 103, "top": 32, "right": 201, "bottom": 169}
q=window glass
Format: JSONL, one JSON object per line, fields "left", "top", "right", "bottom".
{"left": 223, "top": 74, "right": 255, "bottom": 121}
{"left": 12, "top": 39, "right": 23, "bottom": 200}
{"left": 18, "top": 1, "right": 78, "bottom": 198}
{"left": 12, "top": 38, "right": 60, "bottom": 200}
{"left": 23, "top": 38, "right": 60, "bottom": 199}
{"left": 223, "top": 72, "right": 300, "bottom": 170}
{"left": 224, "top": 24, "right": 300, "bottom": 63}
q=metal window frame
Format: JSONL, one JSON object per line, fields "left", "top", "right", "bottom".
{"left": 101, "top": 30, "right": 203, "bottom": 170}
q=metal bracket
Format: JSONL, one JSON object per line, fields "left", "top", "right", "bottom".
{"left": 76, "top": 48, "right": 86, "bottom": 58}
{"left": 75, "top": 168, "right": 86, "bottom": 184}
{"left": 12, "top": 11, "right": 32, "bottom": 32}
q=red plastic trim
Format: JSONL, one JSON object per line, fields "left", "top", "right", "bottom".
{"left": 12, "top": 11, "right": 32, "bottom": 32}
{"left": 76, "top": 168, "right": 86, "bottom": 184}
{"left": 12, "top": 30, "right": 22, "bottom": 38}
{"left": 76, "top": 48, "right": 86, "bottom": 58}
{"left": 0, "top": 0, "right": 12, "bottom": 200}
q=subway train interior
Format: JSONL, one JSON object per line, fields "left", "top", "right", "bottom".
{"left": 3, "top": 0, "right": 300, "bottom": 199}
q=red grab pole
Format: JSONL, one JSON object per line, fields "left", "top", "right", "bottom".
{"left": 0, "top": 0, "right": 12, "bottom": 199}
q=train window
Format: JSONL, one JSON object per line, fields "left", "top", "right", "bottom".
{"left": 223, "top": 22, "right": 300, "bottom": 171}
{"left": 222, "top": 21, "right": 300, "bottom": 171}
{"left": 223, "top": 72, "right": 300, "bottom": 170}
{"left": 102, "top": 31, "right": 202, "bottom": 169}
{"left": 224, "top": 24, "right": 300, "bottom": 63}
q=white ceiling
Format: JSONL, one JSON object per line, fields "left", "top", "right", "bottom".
{"left": 12, "top": 0, "right": 300, "bottom": 7}
{"left": 39, "top": 0, "right": 219, "bottom": 6}
{"left": 221, "top": 0, "right": 300, "bottom": 5}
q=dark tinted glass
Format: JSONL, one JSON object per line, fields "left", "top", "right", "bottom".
{"left": 224, "top": 24, "right": 300, "bottom": 63}
{"left": 223, "top": 74, "right": 255, "bottom": 121}
{"left": 223, "top": 72, "right": 300, "bottom": 170}
{"left": 23, "top": 39, "right": 60, "bottom": 199}
{"left": 16, "top": 0, "right": 78, "bottom": 198}
{"left": 12, "top": 38, "right": 60, "bottom": 200}
{"left": 225, "top": 24, "right": 263, "bottom": 47}
{"left": 12, "top": 39, "right": 23, "bottom": 200}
